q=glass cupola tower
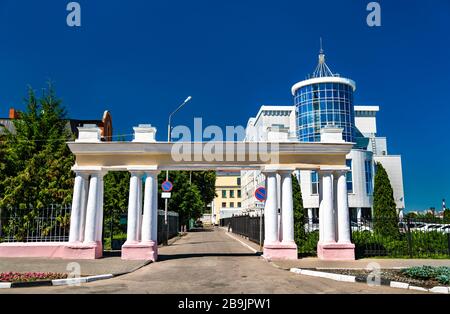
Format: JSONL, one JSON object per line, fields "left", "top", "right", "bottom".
{"left": 292, "top": 45, "right": 356, "bottom": 142}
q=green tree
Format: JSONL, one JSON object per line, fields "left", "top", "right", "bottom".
{"left": 158, "top": 171, "right": 215, "bottom": 228}
{"left": 179, "top": 184, "right": 204, "bottom": 226}
{"left": 0, "top": 84, "right": 74, "bottom": 210}
{"left": 103, "top": 171, "right": 131, "bottom": 240}
{"left": 163, "top": 171, "right": 204, "bottom": 227}
{"left": 191, "top": 171, "right": 217, "bottom": 213}
{"left": 0, "top": 84, "right": 75, "bottom": 239}
{"left": 443, "top": 209, "right": 450, "bottom": 223}
{"left": 292, "top": 174, "right": 306, "bottom": 246}
{"left": 373, "top": 162, "right": 399, "bottom": 238}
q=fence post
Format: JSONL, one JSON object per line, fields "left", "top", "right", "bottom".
{"left": 407, "top": 218, "right": 413, "bottom": 258}
{"left": 447, "top": 233, "right": 450, "bottom": 257}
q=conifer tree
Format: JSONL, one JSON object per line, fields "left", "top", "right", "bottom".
{"left": 292, "top": 174, "right": 306, "bottom": 245}
{"left": 373, "top": 162, "right": 399, "bottom": 238}
{"left": 0, "top": 84, "right": 75, "bottom": 238}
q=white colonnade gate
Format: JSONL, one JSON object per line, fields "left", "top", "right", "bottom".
{"left": 0, "top": 124, "right": 356, "bottom": 261}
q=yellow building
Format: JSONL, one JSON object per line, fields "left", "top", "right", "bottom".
{"left": 212, "top": 171, "right": 243, "bottom": 225}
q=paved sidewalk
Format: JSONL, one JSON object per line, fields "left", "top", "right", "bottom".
{"left": 223, "top": 229, "right": 450, "bottom": 270}
{"left": 271, "top": 258, "right": 450, "bottom": 270}
{"left": 0, "top": 234, "right": 187, "bottom": 276}
{"left": 0, "top": 256, "right": 148, "bottom": 276}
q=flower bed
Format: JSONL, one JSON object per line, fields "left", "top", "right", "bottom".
{"left": 0, "top": 272, "right": 68, "bottom": 283}
{"left": 318, "top": 266, "right": 450, "bottom": 289}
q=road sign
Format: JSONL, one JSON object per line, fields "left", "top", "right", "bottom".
{"left": 162, "top": 180, "right": 173, "bottom": 192}
{"left": 162, "top": 192, "right": 171, "bottom": 199}
{"left": 254, "top": 187, "right": 267, "bottom": 202}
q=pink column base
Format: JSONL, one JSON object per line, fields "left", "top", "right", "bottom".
{"left": 63, "top": 242, "right": 103, "bottom": 259}
{"left": 263, "top": 241, "right": 298, "bottom": 261}
{"left": 0, "top": 242, "right": 103, "bottom": 260}
{"left": 121, "top": 241, "right": 158, "bottom": 261}
{"left": 317, "top": 242, "right": 355, "bottom": 261}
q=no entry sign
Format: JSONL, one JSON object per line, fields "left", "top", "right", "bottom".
{"left": 254, "top": 187, "right": 267, "bottom": 202}
{"left": 162, "top": 180, "right": 173, "bottom": 192}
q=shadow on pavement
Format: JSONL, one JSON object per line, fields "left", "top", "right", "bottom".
{"left": 158, "top": 252, "right": 261, "bottom": 261}
{"left": 188, "top": 228, "right": 215, "bottom": 233}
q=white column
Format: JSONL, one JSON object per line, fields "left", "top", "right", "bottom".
{"left": 142, "top": 171, "right": 159, "bottom": 243}
{"left": 264, "top": 171, "right": 279, "bottom": 244}
{"left": 277, "top": 174, "right": 282, "bottom": 242}
{"left": 126, "top": 172, "right": 142, "bottom": 244}
{"left": 84, "top": 172, "right": 102, "bottom": 244}
{"left": 280, "top": 171, "right": 294, "bottom": 243}
{"left": 357, "top": 207, "right": 362, "bottom": 226}
{"left": 320, "top": 171, "right": 336, "bottom": 244}
{"left": 69, "top": 172, "right": 88, "bottom": 243}
{"left": 79, "top": 175, "right": 89, "bottom": 242}
{"left": 318, "top": 172, "right": 324, "bottom": 243}
{"left": 308, "top": 208, "right": 313, "bottom": 232}
{"left": 136, "top": 176, "right": 143, "bottom": 241}
{"left": 336, "top": 171, "right": 351, "bottom": 244}
{"left": 95, "top": 174, "right": 105, "bottom": 242}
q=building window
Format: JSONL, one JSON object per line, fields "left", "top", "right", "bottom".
{"left": 346, "top": 159, "right": 353, "bottom": 193}
{"left": 237, "top": 190, "right": 241, "bottom": 198}
{"left": 230, "top": 190, "right": 235, "bottom": 198}
{"left": 237, "top": 177, "right": 241, "bottom": 185}
{"left": 237, "top": 202, "right": 241, "bottom": 208}
{"left": 222, "top": 202, "right": 226, "bottom": 208}
{"left": 230, "top": 202, "right": 235, "bottom": 208}
{"left": 311, "top": 171, "right": 319, "bottom": 195}
{"left": 365, "top": 160, "right": 374, "bottom": 195}
{"left": 222, "top": 190, "right": 227, "bottom": 198}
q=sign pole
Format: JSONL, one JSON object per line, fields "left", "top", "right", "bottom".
{"left": 164, "top": 171, "right": 169, "bottom": 246}
{"left": 254, "top": 187, "right": 267, "bottom": 253}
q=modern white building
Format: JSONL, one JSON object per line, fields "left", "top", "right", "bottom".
{"left": 242, "top": 48, "right": 405, "bottom": 223}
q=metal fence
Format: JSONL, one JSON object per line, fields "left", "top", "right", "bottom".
{"left": 351, "top": 217, "right": 450, "bottom": 258}
{"left": 157, "top": 210, "right": 179, "bottom": 244}
{"left": 0, "top": 204, "right": 71, "bottom": 243}
{"left": 1, "top": 206, "right": 180, "bottom": 245}
{"left": 222, "top": 214, "right": 450, "bottom": 259}
{"left": 221, "top": 214, "right": 264, "bottom": 247}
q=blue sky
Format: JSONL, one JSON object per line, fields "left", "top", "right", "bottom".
{"left": 0, "top": 0, "right": 449, "bottom": 211}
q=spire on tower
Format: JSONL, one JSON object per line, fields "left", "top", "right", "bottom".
{"left": 312, "top": 38, "right": 335, "bottom": 78}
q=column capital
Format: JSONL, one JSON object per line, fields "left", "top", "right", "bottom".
{"left": 90, "top": 170, "right": 108, "bottom": 179}
{"left": 72, "top": 166, "right": 107, "bottom": 178}
{"left": 333, "top": 168, "right": 350, "bottom": 176}
{"left": 278, "top": 170, "right": 294, "bottom": 176}
{"left": 129, "top": 171, "right": 145, "bottom": 177}
{"left": 73, "top": 171, "right": 90, "bottom": 179}
{"left": 144, "top": 170, "right": 161, "bottom": 177}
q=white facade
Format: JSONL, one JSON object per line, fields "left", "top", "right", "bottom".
{"left": 241, "top": 105, "right": 405, "bottom": 220}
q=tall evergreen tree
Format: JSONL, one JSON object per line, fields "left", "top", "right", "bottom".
{"left": 0, "top": 84, "right": 75, "bottom": 239}
{"left": 0, "top": 84, "right": 74, "bottom": 210}
{"left": 373, "top": 162, "right": 399, "bottom": 238}
{"left": 292, "top": 174, "right": 306, "bottom": 246}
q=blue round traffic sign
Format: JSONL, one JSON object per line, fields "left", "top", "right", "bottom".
{"left": 162, "top": 181, "right": 173, "bottom": 192}
{"left": 255, "top": 187, "right": 267, "bottom": 202}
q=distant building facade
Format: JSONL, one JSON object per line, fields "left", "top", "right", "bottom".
{"left": 0, "top": 108, "right": 113, "bottom": 141}
{"left": 211, "top": 171, "right": 243, "bottom": 225}
{"left": 241, "top": 48, "right": 405, "bottom": 222}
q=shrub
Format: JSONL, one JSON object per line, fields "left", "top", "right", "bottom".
{"left": 402, "top": 266, "right": 450, "bottom": 285}
{"left": 298, "top": 231, "right": 319, "bottom": 256}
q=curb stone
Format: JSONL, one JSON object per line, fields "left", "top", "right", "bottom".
{"left": 0, "top": 233, "right": 186, "bottom": 289}
{"left": 289, "top": 268, "right": 450, "bottom": 294}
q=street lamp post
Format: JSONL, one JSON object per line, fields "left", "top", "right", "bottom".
{"left": 164, "top": 96, "right": 192, "bottom": 245}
